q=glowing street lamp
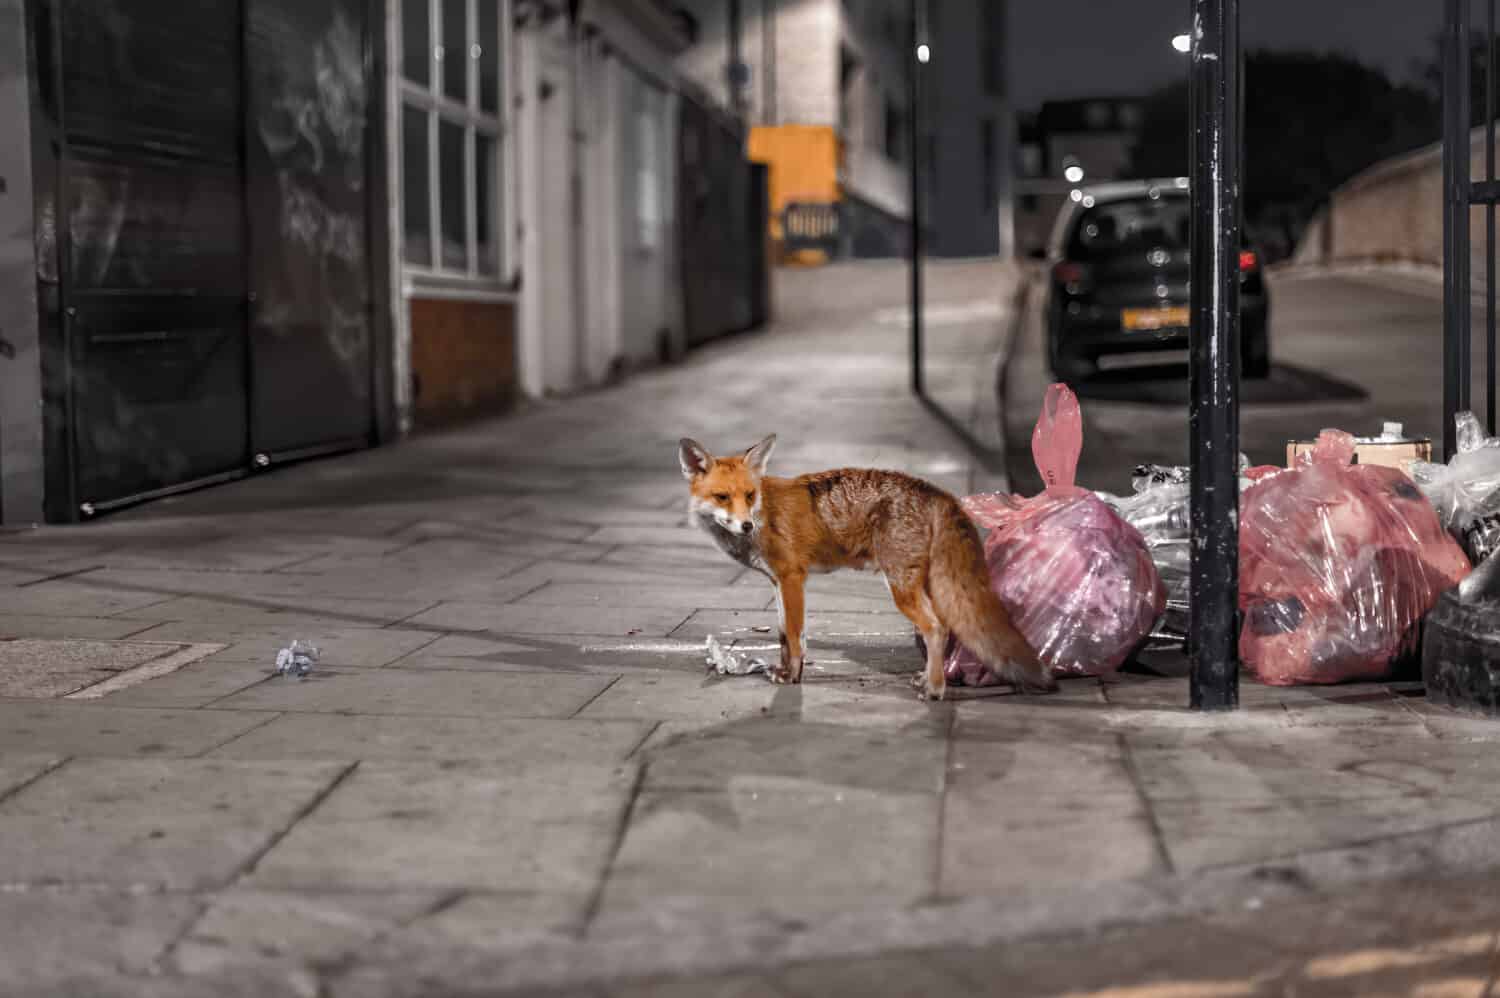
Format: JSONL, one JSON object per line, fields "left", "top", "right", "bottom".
{"left": 1172, "top": 33, "right": 1191, "bottom": 53}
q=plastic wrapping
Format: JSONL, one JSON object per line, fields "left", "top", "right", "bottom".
{"left": 1240, "top": 430, "right": 1470, "bottom": 685}
{"left": 945, "top": 385, "right": 1165, "bottom": 684}
{"left": 1110, "top": 457, "right": 1260, "bottom": 638}
{"left": 1408, "top": 412, "right": 1500, "bottom": 563}
{"left": 274, "top": 640, "right": 319, "bottom": 678}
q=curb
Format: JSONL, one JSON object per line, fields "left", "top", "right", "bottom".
{"left": 321, "top": 812, "right": 1500, "bottom": 996}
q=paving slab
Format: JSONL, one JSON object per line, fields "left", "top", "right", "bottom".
{"left": 0, "top": 612, "right": 161, "bottom": 640}
{"left": 123, "top": 624, "right": 441, "bottom": 667}
{"left": 513, "top": 583, "right": 770, "bottom": 612}
{"left": 0, "top": 758, "right": 348, "bottom": 889}
{"left": 0, "top": 580, "right": 173, "bottom": 617}
{"left": 250, "top": 761, "right": 637, "bottom": 892}
{"left": 0, "top": 891, "right": 201, "bottom": 989}
{"left": 775, "top": 953, "right": 980, "bottom": 998}
{"left": 579, "top": 674, "right": 945, "bottom": 732}
{"left": 400, "top": 891, "right": 594, "bottom": 950}
{"left": 0, "top": 702, "right": 275, "bottom": 757}
{"left": 404, "top": 602, "right": 691, "bottom": 636}
{"left": 641, "top": 715, "right": 946, "bottom": 794}
{"left": 210, "top": 713, "right": 650, "bottom": 763}
{"left": 211, "top": 667, "right": 616, "bottom": 719}
{"left": 595, "top": 778, "right": 939, "bottom": 925}
{"left": 99, "top": 659, "right": 279, "bottom": 708}
{"left": 941, "top": 727, "right": 1164, "bottom": 894}
{"left": 171, "top": 890, "right": 442, "bottom": 977}
{"left": 115, "top": 594, "right": 434, "bottom": 629}
{"left": 673, "top": 609, "right": 915, "bottom": 645}
{"left": 499, "top": 558, "right": 743, "bottom": 590}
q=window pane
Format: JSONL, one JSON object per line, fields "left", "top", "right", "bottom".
{"left": 441, "top": 0, "right": 466, "bottom": 103}
{"left": 478, "top": 0, "right": 499, "bottom": 114}
{"left": 475, "top": 133, "right": 498, "bottom": 276}
{"left": 438, "top": 118, "right": 467, "bottom": 271}
{"left": 401, "top": 0, "right": 429, "bottom": 86}
{"left": 402, "top": 105, "right": 431, "bottom": 266}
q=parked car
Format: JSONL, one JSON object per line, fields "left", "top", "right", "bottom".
{"left": 1037, "top": 179, "right": 1270, "bottom": 380}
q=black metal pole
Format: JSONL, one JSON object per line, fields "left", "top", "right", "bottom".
{"left": 1444, "top": 0, "right": 1472, "bottom": 460}
{"left": 727, "top": 0, "right": 745, "bottom": 117}
{"left": 1188, "top": 0, "right": 1241, "bottom": 712}
{"left": 1488, "top": 0, "right": 1496, "bottom": 436}
{"left": 908, "top": 0, "right": 924, "bottom": 397}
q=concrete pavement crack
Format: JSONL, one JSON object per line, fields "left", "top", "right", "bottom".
{"left": 0, "top": 756, "right": 71, "bottom": 808}
{"left": 569, "top": 675, "right": 622, "bottom": 719}
{"left": 228, "top": 761, "right": 360, "bottom": 887}
{"left": 1119, "top": 732, "right": 1176, "bottom": 876}
{"left": 579, "top": 761, "right": 647, "bottom": 937}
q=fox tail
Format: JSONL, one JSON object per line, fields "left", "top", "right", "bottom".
{"left": 926, "top": 507, "right": 1053, "bottom": 690}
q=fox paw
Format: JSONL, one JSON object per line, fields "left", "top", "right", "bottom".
{"left": 911, "top": 672, "right": 946, "bottom": 701}
{"left": 770, "top": 659, "right": 804, "bottom": 685}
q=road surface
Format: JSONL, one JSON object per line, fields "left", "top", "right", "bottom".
{"left": 1004, "top": 270, "right": 1474, "bottom": 494}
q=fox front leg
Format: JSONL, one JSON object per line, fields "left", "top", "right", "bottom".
{"left": 771, "top": 572, "right": 806, "bottom": 684}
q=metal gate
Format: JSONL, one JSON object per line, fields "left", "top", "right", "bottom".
{"left": 246, "top": 0, "right": 376, "bottom": 463}
{"left": 45, "top": 0, "right": 252, "bottom": 516}
{"left": 904, "top": 0, "right": 1246, "bottom": 710}
{"left": 1443, "top": 0, "right": 1496, "bottom": 459}
{"left": 30, "top": 0, "right": 378, "bottom": 521}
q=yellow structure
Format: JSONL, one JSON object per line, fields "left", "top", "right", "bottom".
{"left": 749, "top": 124, "right": 841, "bottom": 263}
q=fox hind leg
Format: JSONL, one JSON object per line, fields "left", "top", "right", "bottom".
{"left": 885, "top": 571, "right": 947, "bottom": 702}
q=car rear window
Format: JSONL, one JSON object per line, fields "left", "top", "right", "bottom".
{"left": 1068, "top": 196, "right": 1190, "bottom": 260}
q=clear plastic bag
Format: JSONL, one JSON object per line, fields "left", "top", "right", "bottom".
{"left": 1240, "top": 429, "right": 1471, "bottom": 685}
{"left": 945, "top": 384, "right": 1165, "bottom": 684}
{"left": 1110, "top": 457, "right": 1261, "bottom": 639}
{"left": 1408, "top": 412, "right": 1500, "bottom": 563}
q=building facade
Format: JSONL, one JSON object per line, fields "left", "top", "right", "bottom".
{"left": 0, "top": 0, "right": 761, "bottom": 525}
{"left": 676, "top": 0, "right": 1013, "bottom": 261}
{"left": 678, "top": 0, "right": 913, "bottom": 258}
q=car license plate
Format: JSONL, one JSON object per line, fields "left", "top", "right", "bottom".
{"left": 1122, "top": 306, "right": 1189, "bottom": 331}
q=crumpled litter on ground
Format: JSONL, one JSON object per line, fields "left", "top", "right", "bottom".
{"left": 705, "top": 635, "right": 770, "bottom": 677}
{"left": 274, "top": 640, "right": 319, "bottom": 678}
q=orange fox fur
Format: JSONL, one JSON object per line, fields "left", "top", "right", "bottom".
{"left": 678, "top": 435, "right": 1050, "bottom": 699}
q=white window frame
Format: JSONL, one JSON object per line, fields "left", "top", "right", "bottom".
{"left": 396, "top": 0, "right": 513, "bottom": 289}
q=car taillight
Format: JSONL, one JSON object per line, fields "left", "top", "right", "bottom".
{"left": 1053, "top": 261, "right": 1087, "bottom": 283}
{"left": 1239, "top": 250, "right": 1258, "bottom": 272}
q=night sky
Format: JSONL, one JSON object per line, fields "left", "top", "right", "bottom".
{"left": 1008, "top": 0, "right": 1444, "bottom": 112}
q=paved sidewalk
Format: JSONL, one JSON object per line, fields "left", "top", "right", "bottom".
{"left": 0, "top": 260, "right": 1499, "bottom": 996}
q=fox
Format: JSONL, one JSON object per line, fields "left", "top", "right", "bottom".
{"left": 678, "top": 434, "right": 1052, "bottom": 700}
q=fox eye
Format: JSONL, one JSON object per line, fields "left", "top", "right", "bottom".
{"left": 745, "top": 491, "right": 756, "bottom": 504}
{"left": 713, "top": 493, "right": 729, "bottom": 503}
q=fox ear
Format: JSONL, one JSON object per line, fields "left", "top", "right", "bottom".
{"left": 743, "top": 434, "right": 776, "bottom": 475}
{"left": 678, "top": 438, "right": 714, "bottom": 479}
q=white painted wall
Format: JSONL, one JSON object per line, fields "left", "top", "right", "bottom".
{"left": 0, "top": 0, "right": 44, "bottom": 524}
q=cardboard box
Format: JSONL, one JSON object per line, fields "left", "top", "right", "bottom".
{"left": 1286, "top": 436, "right": 1432, "bottom": 472}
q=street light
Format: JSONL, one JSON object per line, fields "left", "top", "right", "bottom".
{"left": 916, "top": 43, "right": 931, "bottom": 63}
{"left": 1063, "top": 164, "right": 1085, "bottom": 183}
{"left": 1172, "top": 33, "right": 1192, "bottom": 53}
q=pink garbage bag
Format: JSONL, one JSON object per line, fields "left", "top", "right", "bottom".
{"left": 945, "top": 384, "right": 1166, "bottom": 685}
{"left": 1239, "top": 429, "right": 1471, "bottom": 685}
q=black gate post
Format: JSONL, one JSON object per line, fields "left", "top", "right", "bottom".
{"left": 1187, "top": 0, "right": 1242, "bottom": 711}
{"left": 908, "top": 0, "right": 924, "bottom": 397}
{"left": 1443, "top": 0, "right": 1472, "bottom": 460}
